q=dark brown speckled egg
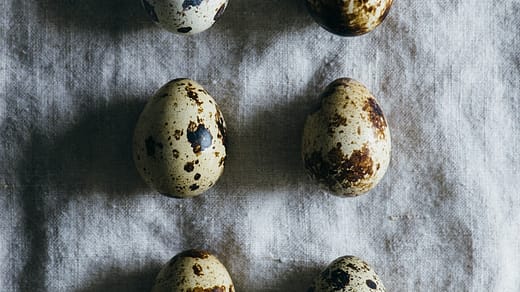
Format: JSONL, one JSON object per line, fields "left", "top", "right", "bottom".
{"left": 306, "top": 0, "right": 394, "bottom": 36}
{"left": 302, "top": 78, "right": 391, "bottom": 197}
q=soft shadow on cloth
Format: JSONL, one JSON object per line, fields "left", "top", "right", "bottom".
{"left": 2, "top": 97, "right": 149, "bottom": 291}
{"left": 36, "top": 0, "right": 151, "bottom": 33}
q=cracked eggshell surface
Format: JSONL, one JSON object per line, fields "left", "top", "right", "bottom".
{"left": 141, "top": 0, "right": 228, "bottom": 34}
{"left": 309, "top": 255, "right": 386, "bottom": 292}
{"left": 302, "top": 78, "right": 390, "bottom": 197}
{"left": 133, "top": 78, "right": 227, "bottom": 198}
{"left": 151, "top": 249, "right": 235, "bottom": 292}
{"left": 306, "top": 0, "right": 393, "bottom": 36}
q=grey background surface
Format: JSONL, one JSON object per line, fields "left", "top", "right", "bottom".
{"left": 1, "top": 0, "right": 519, "bottom": 291}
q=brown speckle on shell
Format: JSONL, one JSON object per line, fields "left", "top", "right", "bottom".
{"left": 304, "top": 143, "right": 375, "bottom": 196}
{"left": 328, "top": 113, "right": 348, "bottom": 134}
{"left": 363, "top": 97, "right": 387, "bottom": 139}
{"left": 174, "top": 129, "right": 183, "bottom": 140}
{"left": 172, "top": 149, "right": 179, "bottom": 159}
{"left": 192, "top": 263, "right": 204, "bottom": 276}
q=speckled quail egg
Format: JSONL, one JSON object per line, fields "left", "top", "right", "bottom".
{"left": 306, "top": 0, "right": 393, "bottom": 36}
{"left": 141, "top": 0, "right": 228, "bottom": 34}
{"left": 133, "top": 78, "right": 227, "bottom": 198}
{"left": 151, "top": 249, "right": 235, "bottom": 292}
{"left": 309, "top": 255, "right": 386, "bottom": 292}
{"left": 302, "top": 78, "right": 390, "bottom": 197}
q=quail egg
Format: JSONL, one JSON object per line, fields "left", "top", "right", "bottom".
{"left": 306, "top": 0, "right": 393, "bottom": 36}
{"left": 133, "top": 78, "right": 227, "bottom": 198}
{"left": 309, "top": 255, "right": 386, "bottom": 291}
{"left": 141, "top": 0, "right": 228, "bottom": 34}
{"left": 151, "top": 249, "right": 235, "bottom": 292}
{"left": 302, "top": 78, "right": 390, "bottom": 197}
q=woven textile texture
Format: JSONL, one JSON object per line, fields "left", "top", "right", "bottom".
{"left": 1, "top": 0, "right": 519, "bottom": 291}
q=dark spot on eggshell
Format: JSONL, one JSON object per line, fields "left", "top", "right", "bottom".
{"left": 327, "top": 269, "right": 350, "bottom": 289}
{"left": 363, "top": 97, "right": 387, "bottom": 139}
{"left": 145, "top": 136, "right": 163, "bottom": 157}
{"left": 182, "top": 0, "right": 203, "bottom": 9}
{"left": 189, "top": 184, "right": 200, "bottom": 191}
{"left": 192, "top": 263, "right": 204, "bottom": 276}
{"left": 184, "top": 162, "right": 195, "bottom": 172}
{"left": 194, "top": 173, "right": 201, "bottom": 180}
{"left": 366, "top": 279, "right": 377, "bottom": 289}
{"left": 178, "top": 27, "right": 193, "bottom": 33}
{"left": 176, "top": 249, "right": 211, "bottom": 259}
{"left": 174, "top": 129, "right": 183, "bottom": 140}
{"left": 187, "top": 124, "right": 213, "bottom": 155}
{"left": 142, "top": 0, "right": 159, "bottom": 22}
{"left": 214, "top": 3, "right": 227, "bottom": 20}
{"left": 172, "top": 149, "right": 179, "bottom": 158}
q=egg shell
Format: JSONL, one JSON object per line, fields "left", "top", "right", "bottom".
{"left": 151, "top": 249, "right": 235, "bottom": 292}
{"left": 306, "top": 0, "right": 393, "bottom": 36}
{"left": 302, "top": 78, "right": 390, "bottom": 197}
{"left": 141, "top": 0, "right": 228, "bottom": 34}
{"left": 309, "top": 255, "right": 386, "bottom": 292}
{"left": 133, "top": 78, "right": 227, "bottom": 198}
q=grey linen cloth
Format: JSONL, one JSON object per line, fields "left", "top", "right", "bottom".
{"left": 1, "top": 0, "right": 519, "bottom": 291}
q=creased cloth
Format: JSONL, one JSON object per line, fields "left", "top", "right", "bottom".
{"left": 1, "top": 0, "right": 519, "bottom": 291}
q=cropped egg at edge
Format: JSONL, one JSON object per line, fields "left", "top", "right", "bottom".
{"left": 306, "top": 0, "right": 394, "bottom": 36}
{"left": 151, "top": 249, "right": 235, "bottom": 292}
{"left": 141, "top": 0, "right": 228, "bottom": 34}
{"left": 309, "top": 255, "right": 386, "bottom": 292}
